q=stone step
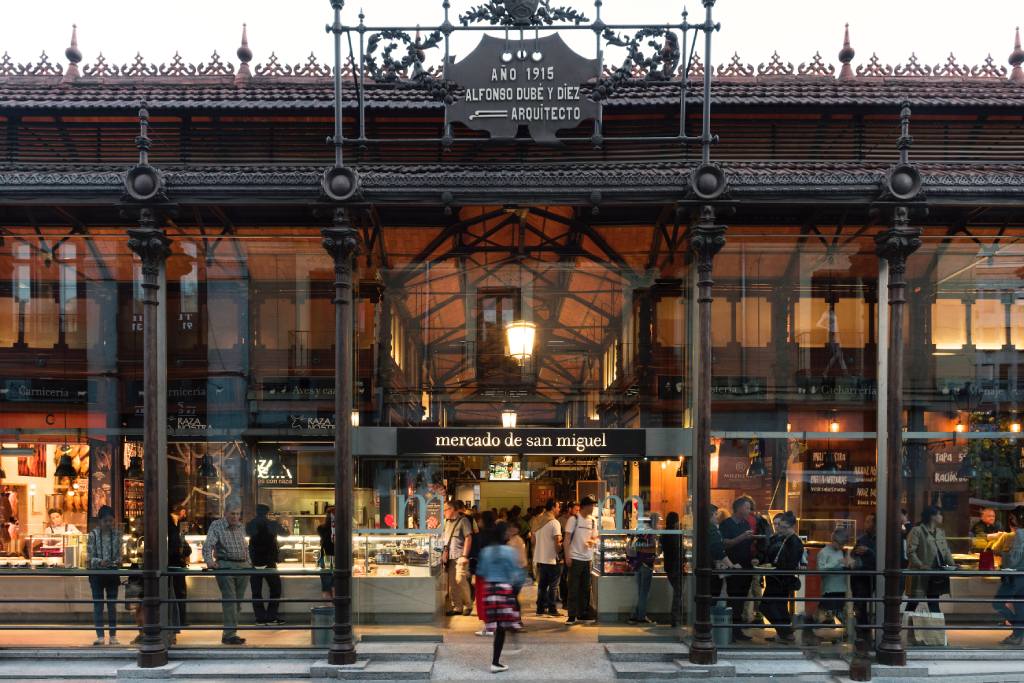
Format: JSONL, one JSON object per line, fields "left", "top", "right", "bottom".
{"left": 329, "top": 661, "right": 433, "bottom": 680}
{"left": 598, "top": 634, "right": 679, "bottom": 643}
{"left": 611, "top": 661, "right": 686, "bottom": 680}
{"left": 359, "top": 634, "right": 443, "bottom": 643}
{"left": 604, "top": 642, "right": 689, "bottom": 662}
{"left": 353, "top": 642, "right": 437, "bottom": 661}
{"left": 170, "top": 661, "right": 315, "bottom": 678}
{"left": 0, "top": 659, "right": 118, "bottom": 679}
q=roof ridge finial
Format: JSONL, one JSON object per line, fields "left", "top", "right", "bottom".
{"left": 236, "top": 23, "right": 253, "bottom": 85}
{"left": 63, "top": 24, "right": 82, "bottom": 83}
{"left": 1011, "top": 26, "right": 1024, "bottom": 84}
{"left": 838, "top": 23, "right": 855, "bottom": 80}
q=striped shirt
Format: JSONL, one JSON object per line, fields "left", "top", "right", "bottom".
{"left": 202, "top": 518, "right": 249, "bottom": 566}
{"left": 87, "top": 528, "right": 123, "bottom": 568}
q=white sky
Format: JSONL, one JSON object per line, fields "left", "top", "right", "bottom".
{"left": 0, "top": 0, "right": 1021, "bottom": 74}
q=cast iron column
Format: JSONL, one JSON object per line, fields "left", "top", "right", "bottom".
{"left": 127, "top": 209, "right": 171, "bottom": 668}
{"left": 323, "top": 209, "right": 360, "bottom": 665}
{"left": 688, "top": 206, "right": 726, "bottom": 665}
{"left": 875, "top": 207, "right": 921, "bottom": 666}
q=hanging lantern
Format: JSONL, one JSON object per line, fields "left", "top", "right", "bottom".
{"left": 351, "top": 410, "right": 360, "bottom": 427}
{"left": 505, "top": 321, "right": 536, "bottom": 363}
{"left": 828, "top": 413, "right": 841, "bottom": 433}
{"left": 54, "top": 454, "right": 77, "bottom": 479}
{"left": 197, "top": 454, "right": 217, "bottom": 479}
{"left": 501, "top": 408, "right": 518, "bottom": 429}
{"left": 125, "top": 455, "right": 143, "bottom": 480}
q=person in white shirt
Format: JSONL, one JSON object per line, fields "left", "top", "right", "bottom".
{"left": 533, "top": 499, "right": 563, "bottom": 617}
{"left": 41, "top": 509, "right": 80, "bottom": 553}
{"left": 563, "top": 496, "right": 599, "bottom": 625}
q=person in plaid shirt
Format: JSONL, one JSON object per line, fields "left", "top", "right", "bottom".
{"left": 203, "top": 507, "right": 250, "bottom": 645}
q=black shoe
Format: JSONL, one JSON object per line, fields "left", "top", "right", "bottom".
{"left": 255, "top": 620, "right": 268, "bottom": 626}
{"left": 547, "top": 610, "right": 563, "bottom": 617}
{"left": 221, "top": 636, "right": 246, "bottom": 645}
{"left": 462, "top": 608, "right": 473, "bottom": 617}
{"left": 733, "top": 632, "right": 753, "bottom": 642}
{"left": 445, "top": 610, "right": 459, "bottom": 617}
{"left": 566, "top": 617, "right": 577, "bottom": 625}
{"left": 270, "top": 619, "right": 287, "bottom": 626}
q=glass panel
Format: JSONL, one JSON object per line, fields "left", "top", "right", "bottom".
{"left": 904, "top": 229, "right": 1024, "bottom": 648}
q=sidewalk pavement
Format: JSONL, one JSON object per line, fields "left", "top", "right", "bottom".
{"left": 1, "top": 643, "right": 1024, "bottom": 681}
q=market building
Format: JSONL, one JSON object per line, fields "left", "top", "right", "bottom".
{"left": 1, "top": 0, "right": 1024, "bottom": 674}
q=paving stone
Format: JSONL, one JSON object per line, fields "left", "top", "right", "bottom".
{"left": 169, "top": 660, "right": 313, "bottom": 678}
{"left": 604, "top": 642, "right": 688, "bottom": 662}
{"left": 336, "top": 661, "right": 433, "bottom": 680}
{"left": 673, "top": 659, "right": 737, "bottom": 677}
{"left": 611, "top": 661, "right": 684, "bottom": 679}
{"left": 355, "top": 642, "right": 438, "bottom": 661}
{"left": 311, "top": 659, "right": 369, "bottom": 679}
{"left": 115, "top": 662, "right": 182, "bottom": 680}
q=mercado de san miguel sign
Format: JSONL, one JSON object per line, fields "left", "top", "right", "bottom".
{"left": 398, "top": 428, "right": 644, "bottom": 456}
{"left": 447, "top": 33, "right": 599, "bottom": 143}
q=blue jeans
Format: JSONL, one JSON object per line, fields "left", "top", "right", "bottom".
{"left": 536, "top": 563, "right": 561, "bottom": 614}
{"left": 88, "top": 574, "right": 119, "bottom": 638}
{"left": 632, "top": 564, "right": 653, "bottom": 620}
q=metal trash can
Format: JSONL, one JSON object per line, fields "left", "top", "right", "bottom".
{"left": 711, "top": 603, "right": 732, "bottom": 647}
{"left": 311, "top": 606, "right": 334, "bottom": 647}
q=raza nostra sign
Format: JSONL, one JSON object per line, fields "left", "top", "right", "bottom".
{"left": 397, "top": 428, "right": 644, "bottom": 456}
{"left": 447, "top": 33, "right": 599, "bottom": 143}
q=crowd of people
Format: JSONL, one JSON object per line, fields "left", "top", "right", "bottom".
{"left": 73, "top": 493, "right": 1024, "bottom": 657}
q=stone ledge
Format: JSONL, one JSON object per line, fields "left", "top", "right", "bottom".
{"left": 116, "top": 662, "right": 182, "bottom": 680}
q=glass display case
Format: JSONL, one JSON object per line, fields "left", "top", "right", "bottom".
{"left": 598, "top": 533, "right": 664, "bottom": 576}
{"left": 183, "top": 532, "right": 442, "bottom": 576}
{"left": 0, "top": 533, "right": 88, "bottom": 569}
{"left": 353, "top": 533, "right": 441, "bottom": 578}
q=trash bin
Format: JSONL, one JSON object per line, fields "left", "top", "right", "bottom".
{"left": 711, "top": 603, "right": 732, "bottom": 647}
{"left": 311, "top": 606, "right": 334, "bottom": 647}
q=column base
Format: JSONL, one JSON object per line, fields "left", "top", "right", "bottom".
{"left": 135, "top": 647, "right": 169, "bottom": 669}
{"left": 328, "top": 646, "right": 358, "bottom": 666}
{"left": 688, "top": 637, "right": 718, "bottom": 665}
{"left": 876, "top": 641, "right": 906, "bottom": 667}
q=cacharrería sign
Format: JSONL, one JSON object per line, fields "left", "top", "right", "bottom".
{"left": 447, "top": 33, "right": 598, "bottom": 143}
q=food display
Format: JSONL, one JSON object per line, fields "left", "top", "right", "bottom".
{"left": 183, "top": 532, "right": 441, "bottom": 576}
{"left": 354, "top": 534, "right": 440, "bottom": 578}
{"left": 0, "top": 534, "right": 89, "bottom": 569}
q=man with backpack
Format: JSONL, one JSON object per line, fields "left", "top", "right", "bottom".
{"left": 246, "top": 504, "right": 288, "bottom": 626}
{"left": 563, "top": 496, "right": 599, "bottom": 625}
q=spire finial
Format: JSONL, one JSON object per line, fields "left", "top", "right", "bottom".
{"left": 62, "top": 24, "right": 82, "bottom": 83}
{"left": 1011, "top": 26, "right": 1024, "bottom": 83}
{"left": 236, "top": 23, "right": 253, "bottom": 84}
{"left": 838, "top": 23, "right": 855, "bottom": 80}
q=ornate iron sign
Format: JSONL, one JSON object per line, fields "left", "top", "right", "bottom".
{"left": 447, "top": 33, "right": 598, "bottom": 143}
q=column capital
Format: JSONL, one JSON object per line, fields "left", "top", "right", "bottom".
{"left": 874, "top": 208, "right": 922, "bottom": 268}
{"left": 688, "top": 206, "right": 727, "bottom": 266}
{"left": 321, "top": 209, "right": 361, "bottom": 264}
{"left": 127, "top": 215, "right": 171, "bottom": 283}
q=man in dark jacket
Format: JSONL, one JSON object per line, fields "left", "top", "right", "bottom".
{"left": 851, "top": 513, "right": 877, "bottom": 643}
{"left": 168, "top": 505, "right": 191, "bottom": 635}
{"left": 246, "top": 505, "right": 288, "bottom": 625}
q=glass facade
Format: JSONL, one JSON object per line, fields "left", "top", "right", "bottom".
{"left": 1, "top": 219, "right": 1023, "bottom": 648}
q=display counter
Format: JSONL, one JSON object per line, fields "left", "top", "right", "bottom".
{"left": 0, "top": 531, "right": 444, "bottom": 625}
{"left": 593, "top": 532, "right": 690, "bottom": 622}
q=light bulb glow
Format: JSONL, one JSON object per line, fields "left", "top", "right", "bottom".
{"left": 829, "top": 417, "right": 841, "bottom": 433}
{"left": 1012, "top": 422, "right": 1022, "bottom": 434}
{"left": 505, "top": 321, "right": 537, "bottom": 362}
{"left": 351, "top": 410, "right": 360, "bottom": 427}
{"left": 954, "top": 420, "right": 966, "bottom": 433}
{"left": 501, "top": 409, "right": 518, "bottom": 429}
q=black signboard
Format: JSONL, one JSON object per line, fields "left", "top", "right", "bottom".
{"left": 711, "top": 376, "right": 767, "bottom": 398}
{"left": 447, "top": 33, "right": 598, "bottom": 143}
{"left": 0, "top": 378, "right": 89, "bottom": 403}
{"left": 397, "top": 428, "right": 644, "bottom": 456}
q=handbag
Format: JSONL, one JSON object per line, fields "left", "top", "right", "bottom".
{"left": 907, "top": 605, "right": 947, "bottom": 646}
